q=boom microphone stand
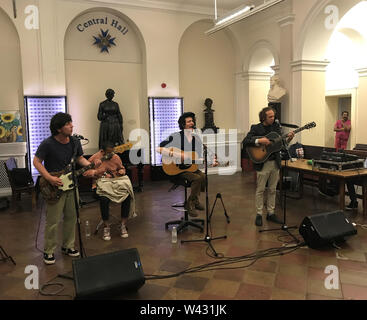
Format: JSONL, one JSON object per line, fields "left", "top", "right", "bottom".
{"left": 58, "top": 136, "right": 85, "bottom": 281}
{"left": 259, "top": 138, "right": 299, "bottom": 243}
{"left": 181, "top": 143, "right": 227, "bottom": 257}
{"left": 71, "top": 136, "right": 86, "bottom": 259}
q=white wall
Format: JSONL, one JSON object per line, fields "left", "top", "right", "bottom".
{"left": 179, "top": 20, "right": 236, "bottom": 130}
{"left": 0, "top": 8, "right": 23, "bottom": 111}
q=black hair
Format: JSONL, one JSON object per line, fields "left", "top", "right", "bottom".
{"left": 50, "top": 112, "right": 72, "bottom": 136}
{"left": 259, "top": 107, "right": 275, "bottom": 123}
{"left": 342, "top": 111, "right": 349, "bottom": 116}
{"left": 178, "top": 112, "right": 196, "bottom": 130}
{"left": 101, "top": 141, "right": 115, "bottom": 151}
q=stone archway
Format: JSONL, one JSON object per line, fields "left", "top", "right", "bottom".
{"left": 64, "top": 7, "right": 147, "bottom": 152}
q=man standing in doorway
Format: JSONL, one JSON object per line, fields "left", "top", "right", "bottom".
{"left": 334, "top": 111, "right": 351, "bottom": 151}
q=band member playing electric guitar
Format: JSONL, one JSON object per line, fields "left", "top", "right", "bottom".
{"left": 242, "top": 107, "right": 294, "bottom": 227}
{"left": 33, "top": 112, "right": 99, "bottom": 265}
{"left": 158, "top": 112, "right": 210, "bottom": 217}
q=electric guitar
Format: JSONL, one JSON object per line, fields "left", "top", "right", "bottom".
{"left": 160, "top": 147, "right": 229, "bottom": 176}
{"left": 39, "top": 152, "right": 114, "bottom": 203}
{"left": 246, "top": 122, "right": 316, "bottom": 164}
{"left": 113, "top": 137, "right": 140, "bottom": 154}
{"left": 39, "top": 137, "right": 141, "bottom": 202}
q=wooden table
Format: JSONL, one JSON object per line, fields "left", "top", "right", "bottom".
{"left": 280, "top": 159, "right": 367, "bottom": 216}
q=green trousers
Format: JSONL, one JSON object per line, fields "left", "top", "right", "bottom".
{"left": 44, "top": 189, "right": 78, "bottom": 254}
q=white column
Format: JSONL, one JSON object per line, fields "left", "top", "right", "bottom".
{"left": 277, "top": 14, "right": 295, "bottom": 123}
{"left": 356, "top": 68, "right": 367, "bottom": 145}
{"left": 291, "top": 60, "right": 329, "bottom": 146}
{"left": 242, "top": 71, "right": 273, "bottom": 131}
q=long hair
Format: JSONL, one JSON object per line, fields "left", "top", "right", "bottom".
{"left": 259, "top": 107, "right": 275, "bottom": 123}
{"left": 50, "top": 112, "right": 72, "bottom": 136}
{"left": 178, "top": 112, "right": 196, "bottom": 130}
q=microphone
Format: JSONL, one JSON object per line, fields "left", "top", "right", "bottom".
{"left": 275, "top": 119, "right": 282, "bottom": 128}
{"left": 73, "top": 134, "right": 87, "bottom": 140}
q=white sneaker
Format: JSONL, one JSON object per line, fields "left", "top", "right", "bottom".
{"left": 103, "top": 227, "right": 111, "bottom": 241}
{"left": 121, "top": 224, "right": 128, "bottom": 238}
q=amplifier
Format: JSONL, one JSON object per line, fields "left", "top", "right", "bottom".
{"left": 320, "top": 151, "right": 358, "bottom": 162}
{"left": 313, "top": 159, "right": 364, "bottom": 171}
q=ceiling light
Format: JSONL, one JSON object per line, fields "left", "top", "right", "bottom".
{"left": 206, "top": 0, "right": 285, "bottom": 35}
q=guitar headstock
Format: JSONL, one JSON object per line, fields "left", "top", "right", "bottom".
{"left": 304, "top": 122, "right": 316, "bottom": 130}
{"left": 114, "top": 137, "right": 141, "bottom": 154}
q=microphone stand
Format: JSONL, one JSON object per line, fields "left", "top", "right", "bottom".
{"left": 259, "top": 138, "right": 299, "bottom": 243}
{"left": 58, "top": 137, "right": 85, "bottom": 281}
{"left": 0, "top": 245, "right": 16, "bottom": 265}
{"left": 181, "top": 142, "right": 227, "bottom": 257}
{"left": 70, "top": 156, "right": 86, "bottom": 258}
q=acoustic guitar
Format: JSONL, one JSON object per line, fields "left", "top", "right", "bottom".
{"left": 160, "top": 147, "right": 229, "bottom": 176}
{"left": 246, "top": 122, "right": 316, "bottom": 164}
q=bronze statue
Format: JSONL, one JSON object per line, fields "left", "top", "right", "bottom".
{"left": 202, "top": 98, "right": 219, "bottom": 133}
{"left": 98, "top": 89, "right": 124, "bottom": 149}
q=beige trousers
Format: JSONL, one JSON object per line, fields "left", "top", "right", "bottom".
{"left": 255, "top": 160, "right": 279, "bottom": 215}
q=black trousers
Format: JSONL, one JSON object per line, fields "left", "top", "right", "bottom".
{"left": 346, "top": 182, "right": 357, "bottom": 202}
{"left": 93, "top": 189, "right": 131, "bottom": 221}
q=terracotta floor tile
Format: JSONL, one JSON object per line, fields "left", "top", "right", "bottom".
{"left": 213, "top": 268, "right": 246, "bottom": 282}
{"left": 278, "top": 263, "right": 308, "bottom": 278}
{"left": 307, "top": 279, "right": 343, "bottom": 299}
{"left": 275, "top": 273, "right": 307, "bottom": 294}
{"left": 279, "top": 252, "right": 309, "bottom": 266}
{"left": 308, "top": 267, "right": 328, "bottom": 281}
{"left": 203, "top": 279, "right": 240, "bottom": 298}
{"left": 243, "top": 270, "right": 276, "bottom": 287}
{"left": 248, "top": 259, "right": 278, "bottom": 273}
{"left": 271, "top": 287, "right": 306, "bottom": 300}
{"left": 342, "top": 284, "right": 367, "bottom": 300}
{"left": 235, "top": 283, "right": 272, "bottom": 300}
{"left": 338, "top": 260, "right": 367, "bottom": 273}
{"left": 306, "top": 293, "right": 341, "bottom": 300}
{"left": 340, "top": 271, "right": 367, "bottom": 287}
{"left": 163, "top": 287, "right": 202, "bottom": 300}
{"left": 173, "top": 275, "right": 209, "bottom": 291}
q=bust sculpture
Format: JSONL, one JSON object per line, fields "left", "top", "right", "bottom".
{"left": 267, "top": 75, "right": 286, "bottom": 103}
{"left": 202, "top": 98, "right": 219, "bottom": 133}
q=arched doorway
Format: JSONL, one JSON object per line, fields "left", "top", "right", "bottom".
{"left": 64, "top": 8, "right": 146, "bottom": 152}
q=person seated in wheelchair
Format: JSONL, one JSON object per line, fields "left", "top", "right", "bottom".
{"left": 83, "top": 141, "right": 136, "bottom": 240}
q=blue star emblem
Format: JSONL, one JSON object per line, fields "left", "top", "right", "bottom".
{"left": 93, "top": 29, "right": 116, "bottom": 53}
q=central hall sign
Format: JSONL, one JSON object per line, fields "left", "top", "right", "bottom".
{"left": 76, "top": 16, "right": 129, "bottom": 35}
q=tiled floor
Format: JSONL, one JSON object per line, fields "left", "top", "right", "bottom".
{"left": 1, "top": 172, "right": 367, "bottom": 300}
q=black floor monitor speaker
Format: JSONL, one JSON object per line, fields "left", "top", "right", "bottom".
{"left": 299, "top": 210, "right": 357, "bottom": 249}
{"left": 72, "top": 248, "right": 145, "bottom": 299}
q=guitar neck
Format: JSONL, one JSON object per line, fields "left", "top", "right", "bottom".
{"left": 75, "top": 163, "right": 95, "bottom": 176}
{"left": 281, "top": 124, "right": 307, "bottom": 138}
{"left": 73, "top": 153, "right": 113, "bottom": 176}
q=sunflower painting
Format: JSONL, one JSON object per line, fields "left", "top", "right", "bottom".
{"left": 0, "top": 111, "right": 24, "bottom": 143}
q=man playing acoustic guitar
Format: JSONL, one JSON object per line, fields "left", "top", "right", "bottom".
{"left": 243, "top": 107, "right": 294, "bottom": 227}
{"left": 33, "top": 113, "right": 99, "bottom": 265}
{"left": 158, "top": 112, "right": 206, "bottom": 217}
